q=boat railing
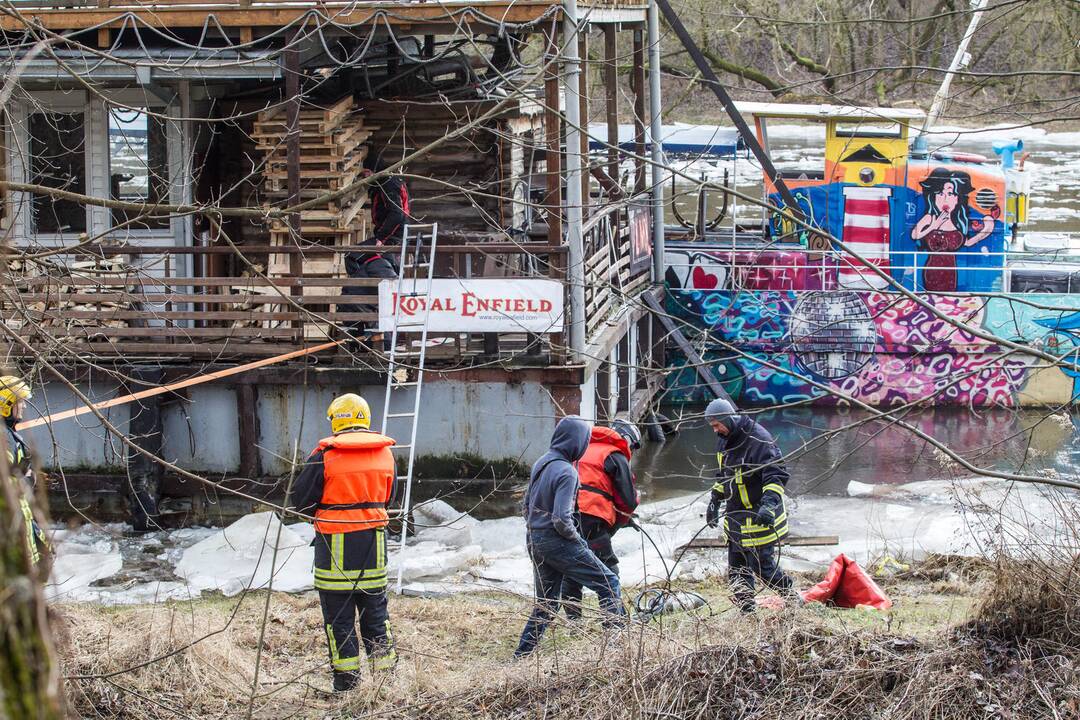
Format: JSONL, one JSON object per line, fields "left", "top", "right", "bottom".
{"left": 666, "top": 243, "right": 1080, "bottom": 293}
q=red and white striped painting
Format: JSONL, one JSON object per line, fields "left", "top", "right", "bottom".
{"left": 838, "top": 186, "right": 892, "bottom": 289}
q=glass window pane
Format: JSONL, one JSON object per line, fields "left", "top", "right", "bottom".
{"left": 109, "top": 108, "right": 170, "bottom": 230}
{"left": 29, "top": 112, "right": 87, "bottom": 235}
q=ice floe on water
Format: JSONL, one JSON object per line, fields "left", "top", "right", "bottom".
{"left": 43, "top": 478, "right": 1078, "bottom": 605}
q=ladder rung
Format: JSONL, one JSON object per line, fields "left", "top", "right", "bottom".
{"left": 392, "top": 444, "right": 412, "bottom": 450}
{"left": 392, "top": 381, "right": 420, "bottom": 388}
{"left": 398, "top": 291, "right": 427, "bottom": 298}
{"left": 386, "top": 412, "right": 415, "bottom": 418}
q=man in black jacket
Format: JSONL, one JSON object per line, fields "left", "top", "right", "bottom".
{"left": 342, "top": 158, "right": 413, "bottom": 337}
{"left": 704, "top": 397, "right": 798, "bottom": 613}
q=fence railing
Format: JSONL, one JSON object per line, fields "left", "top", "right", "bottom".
{"left": 2, "top": 242, "right": 570, "bottom": 362}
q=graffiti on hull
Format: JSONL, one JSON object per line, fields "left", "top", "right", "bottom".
{"left": 666, "top": 288, "right": 1080, "bottom": 407}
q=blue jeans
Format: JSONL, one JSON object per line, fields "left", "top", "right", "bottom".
{"left": 515, "top": 528, "right": 626, "bottom": 656}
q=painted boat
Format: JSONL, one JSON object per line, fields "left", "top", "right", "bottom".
{"left": 662, "top": 103, "right": 1080, "bottom": 408}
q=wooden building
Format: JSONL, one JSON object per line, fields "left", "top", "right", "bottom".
{"left": 0, "top": 0, "right": 665, "bottom": 522}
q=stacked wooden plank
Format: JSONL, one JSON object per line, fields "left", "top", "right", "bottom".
{"left": 252, "top": 96, "right": 373, "bottom": 338}
{"left": 5, "top": 257, "right": 133, "bottom": 334}
{"left": 361, "top": 100, "right": 505, "bottom": 230}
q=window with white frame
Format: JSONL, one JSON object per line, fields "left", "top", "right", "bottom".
{"left": 108, "top": 106, "right": 170, "bottom": 230}
{"left": 28, "top": 110, "right": 87, "bottom": 234}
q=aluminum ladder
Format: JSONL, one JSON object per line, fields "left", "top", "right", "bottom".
{"left": 380, "top": 222, "right": 438, "bottom": 593}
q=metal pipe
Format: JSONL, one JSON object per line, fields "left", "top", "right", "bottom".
{"left": 563, "top": 0, "right": 586, "bottom": 359}
{"left": 918, "top": 0, "right": 989, "bottom": 143}
{"left": 647, "top": 0, "right": 665, "bottom": 283}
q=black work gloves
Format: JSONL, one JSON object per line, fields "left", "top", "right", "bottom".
{"left": 706, "top": 489, "right": 724, "bottom": 528}
{"left": 756, "top": 491, "right": 782, "bottom": 526}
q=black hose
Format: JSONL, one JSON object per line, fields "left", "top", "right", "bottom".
{"left": 629, "top": 507, "right": 787, "bottom": 620}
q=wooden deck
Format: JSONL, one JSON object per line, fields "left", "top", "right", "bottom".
{"left": 3, "top": 231, "right": 646, "bottom": 364}
{"left": 0, "top": 0, "right": 647, "bottom": 32}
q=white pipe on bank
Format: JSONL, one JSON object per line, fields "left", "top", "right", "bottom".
{"left": 647, "top": 0, "right": 665, "bottom": 283}
{"left": 563, "top": 0, "right": 586, "bottom": 359}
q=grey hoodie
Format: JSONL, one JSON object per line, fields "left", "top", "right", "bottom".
{"left": 523, "top": 415, "right": 592, "bottom": 540}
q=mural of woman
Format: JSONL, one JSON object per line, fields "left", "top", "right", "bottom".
{"left": 911, "top": 168, "right": 995, "bottom": 292}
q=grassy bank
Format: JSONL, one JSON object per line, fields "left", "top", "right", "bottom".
{"left": 53, "top": 554, "right": 1079, "bottom": 719}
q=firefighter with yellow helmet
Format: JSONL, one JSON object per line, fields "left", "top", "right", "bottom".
{"left": 1, "top": 375, "right": 48, "bottom": 565}
{"left": 289, "top": 393, "right": 398, "bottom": 692}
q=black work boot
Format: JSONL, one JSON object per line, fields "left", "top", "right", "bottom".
{"left": 333, "top": 671, "right": 360, "bottom": 692}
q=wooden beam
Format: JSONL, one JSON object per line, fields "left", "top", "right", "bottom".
{"left": 677, "top": 536, "right": 840, "bottom": 552}
{"left": 642, "top": 291, "right": 731, "bottom": 402}
{"left": 632, "top": 28, "right": 647, "bottom": 195}
{"left": 544, "top": 26, "right": 563, "bottom": 246}
{"left": 0, "top": 2, "right": 591, "bottom": 32}
{"left": 604, "top": 25, "right": 620, "bottom": 181}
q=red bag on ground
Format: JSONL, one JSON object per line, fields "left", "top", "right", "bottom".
{"left": 800, "top": 554, "right": 892, "bottom": 610}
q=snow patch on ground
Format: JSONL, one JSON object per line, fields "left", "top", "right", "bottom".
{"left": 44, "top": 477, "right": 1078, "bottom": 605}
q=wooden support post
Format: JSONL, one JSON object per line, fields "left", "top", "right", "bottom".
{"left": 604, "top": 25, "right": 620, "bottom": 182}
{"left": 97, "top": 28, "right": 110, "bottom": 48}
{"left": 236, "top": 383, "right": 261, "bottom": 479}
{"left": 578, "top": 33, "right": 590, "bottom": 217}
{"left": 632, "top": 28, "right": 647, "bottom": 196}
{"left": 285, "top": 35, "right": 302, "bottom": 328}
{"left": 126, "top": 367, "right": 164, "bottom": 532}
{"left": 239, "top": 27, "right": 253, "bottom": 44}
{"left": 544, "top": 27, "right": 563, "bottom": 246}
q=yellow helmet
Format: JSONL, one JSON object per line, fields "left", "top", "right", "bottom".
{"left": 0, "top": 375, "right": 31, "bottom": 419}
{"left": 327, "top": 393, "right": 371, "bottom": 434}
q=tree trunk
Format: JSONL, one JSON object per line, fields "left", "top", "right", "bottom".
{"left": 0, "top": 283, "right": 62, "bottom": 717}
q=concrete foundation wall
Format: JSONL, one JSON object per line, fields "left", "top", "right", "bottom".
{"left": 24, "top": 378, "right": 569, "bottom": 476}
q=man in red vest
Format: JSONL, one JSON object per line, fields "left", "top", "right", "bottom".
{"left": 290, "top": 393, "right": 397, "bottom": 692}
{"left": 560, "top": 418, "right": 640, "bottom": 620}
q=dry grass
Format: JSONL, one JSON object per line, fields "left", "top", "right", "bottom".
{"left": 52, "top": 555, "right": 1080, "bottom": 720}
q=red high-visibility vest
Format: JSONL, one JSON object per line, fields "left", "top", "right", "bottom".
{"left": 313, "top": 431, "right": 395, "bottom": 534}
{"left": 576, "top": 426, "right": 632, "bottom": 526}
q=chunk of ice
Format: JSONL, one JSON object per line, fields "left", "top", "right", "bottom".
{"left": 175, "top": 512, "right": 313, "bottom": 596}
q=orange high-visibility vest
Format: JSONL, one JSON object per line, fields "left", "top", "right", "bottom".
{"left": 313, "top": 431, "right": 395, "bottom": 534}
{"left": 576, "top": 426, "right": 632, "bottom": 527}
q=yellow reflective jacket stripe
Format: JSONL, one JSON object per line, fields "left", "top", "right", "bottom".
{"left": 314, "top": 576, "right": 389, "bottom": 591}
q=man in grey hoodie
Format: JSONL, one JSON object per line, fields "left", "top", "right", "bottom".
{"left": 515, "top": 415, "right": 627, "bottom": 657}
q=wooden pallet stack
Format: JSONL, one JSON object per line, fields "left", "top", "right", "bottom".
{"left": 252, "top": 96, "right": 373, "bottom": 338}
{"left": 6, "top": 257, "right": 133, "bottom": 335}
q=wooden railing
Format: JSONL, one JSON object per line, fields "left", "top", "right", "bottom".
{"left": 3, "top": 242, "right": 569, "bottom": 363}
{"left": 582, "top": 200, "right": 651, "bottom": 340}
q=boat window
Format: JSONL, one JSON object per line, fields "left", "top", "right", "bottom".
{"left": 29, "top": 111, "right": 87, "bottom": 234}
{"left": 764, "top": 120, "right": 825, "bottom": 180}
{"left": 834, "top": 121, "right": 903, "bottom": 139}
{"left": 108, "top": 107, "right": 171, "bottom": 230}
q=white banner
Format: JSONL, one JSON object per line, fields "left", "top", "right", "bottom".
{"left": 378, "top": 278, "right": 565, "bottom": 333}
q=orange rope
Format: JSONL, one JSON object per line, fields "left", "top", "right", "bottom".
{"left": 15, "top": 340, "right": 342, "bottom": 431}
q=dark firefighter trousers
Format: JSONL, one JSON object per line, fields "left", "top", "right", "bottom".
{"left": 314, "top": 528, "right": 397, "bottom": 680}
{"left": 728, "top": 541, "right": 794, "bottom": 612}
{"left": 560, "top": 515, "right": 619, "bottom": 620}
